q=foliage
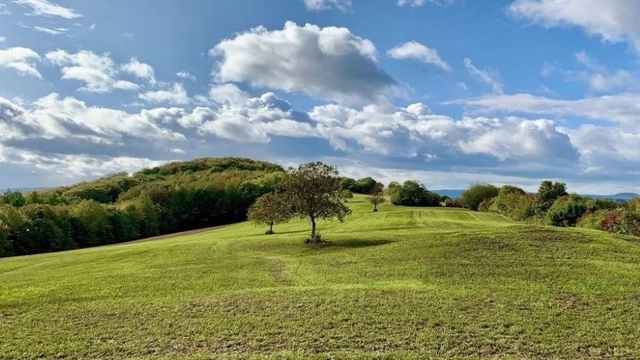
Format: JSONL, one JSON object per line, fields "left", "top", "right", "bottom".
{"left": 460, "top": 183, "right": 499, "bottom": 211}
{"left": 390, "top": 180, "right": 441, "bottom": 207}
{"left": 247, "top": 192, "right": 292, "bottom": 234}
{"left": 366, "top": 189, "right": 386, "bottom": 212}
{"left": 444, "top": 198, "right": 462, "bottom": 207}
{"left": 534, "top": 181, "right": 568, "bottom": 215}
{"left": 0, "top": 157, "right": 284, "bottom": 257}
{"left": 278, "top": 162, "right": 351, "bottom": 243}
{"left": 341, "top": 189, "right": 354, "bottom": 202}
{"left": 545, "top": 194, "right": 588, "bottom": 227}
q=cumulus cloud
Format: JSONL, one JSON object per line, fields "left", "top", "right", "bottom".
{"left": 387, "top": 41, "right": 452, "bottom": 71}
{"left": 0, "top": 36, "right": 6, "bottom": 43}
{"left": 45, "top": 50, "right": 147, "bottom": 93}
{"left": 13, "top": 0, "right": 81, "bottom": 19}
{"left": 508, "top": 0, "right": 640, "bottom": 51}
{"left": 121, "top": 58, "right": 156, "bottom": 84}
{"left": 463, "top": 58, "right": 503, "bottom": 94}
{"left": 210, "top": 21, "right": 397, "bottom": 104}
{"left": 139, "top": 83, "right": 189, "bottom": 105}
{"left": 0, "top": 47, "right": 41, "bottom": 78}
{"left": 303, "top": 0, "right": 351, "bottom": 11}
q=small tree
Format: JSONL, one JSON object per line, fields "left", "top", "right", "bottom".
{"left": 279, "top": 162, "right": 351, "bottom": 243}
{"left": 341, "top": 189, "right": 354, "bottom": 202}
{"left": 366, "top": 182, "right": 385, "bottom": 211}
{"left": 367, "top": 193, "right": 386, "bottom": 212}
{"left": 247, "top": 192, "right": 292, "bottom": 234}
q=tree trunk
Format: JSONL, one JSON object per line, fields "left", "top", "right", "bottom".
{"left": 269, "top": 221, "right": 274, "bottom": 233}
{"left": 310, "top": 216, "right": 316, "bottom": 239}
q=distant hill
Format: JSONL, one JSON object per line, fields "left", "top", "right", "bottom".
{"left": 433, "top": 189, "right": 638, "bottom": 200}
{"left": 585, "top": 193, "right": 639, "bottom": 200}
{"left": 433, "top": 189, "right": 463, "bottom": 199}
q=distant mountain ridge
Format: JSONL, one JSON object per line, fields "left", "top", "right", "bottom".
{"left": 433, "top": 189, "right": 638, "bottom": 200}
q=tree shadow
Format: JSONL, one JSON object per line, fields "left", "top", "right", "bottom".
{"left": 309, "top": 238, "right": 394, "bottom": 249}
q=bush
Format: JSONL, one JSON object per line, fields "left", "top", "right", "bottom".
{"left": 460, "top": 183, "right": 499, "bottom": 211}
{"left": 390, "top": 180, "right": 441, "bottom": 207}
{"left": 545, "top": 195, "right": 588, "bottom": 227}
{"left": 576, "top": 210, "right": 610, "bottom": 230}
{"left": 444, "top": 198, "right": 462, "bottom": 207}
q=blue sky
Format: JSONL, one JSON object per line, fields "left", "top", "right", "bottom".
{"left": 1, "top": 0, "right": 640, "bottom": 193}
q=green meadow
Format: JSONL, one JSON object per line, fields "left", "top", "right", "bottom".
{"left": 1, "top": 195, "right": 640, "bottom": 359}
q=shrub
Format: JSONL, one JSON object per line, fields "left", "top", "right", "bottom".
{"left": 460, "top": 183, "right": 499, "bottom": 211}
{"left": 444, "top": 198, "right": 462, "bottom": 207}
{"left": 390, "top": 180, "right": 441, "bottom": 207}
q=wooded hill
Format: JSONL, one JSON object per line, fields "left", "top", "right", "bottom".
{"left": 0, "top": 158, "right": 286, "bottom": 257}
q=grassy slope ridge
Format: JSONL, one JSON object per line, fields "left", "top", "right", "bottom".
{"left": 1, "top": 196, "right": 640, "bottom": 359}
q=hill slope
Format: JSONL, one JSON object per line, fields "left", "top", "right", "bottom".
{"left": 1, "top": 196, "right": 639, "bottom": 359}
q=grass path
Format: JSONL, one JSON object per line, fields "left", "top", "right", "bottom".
{"left": 1, "top": 196, "right": 640, "bottom": 359}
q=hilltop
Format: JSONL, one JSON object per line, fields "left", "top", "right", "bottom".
{"left": 1, "top": 196, "right": 639, "bottom": 358}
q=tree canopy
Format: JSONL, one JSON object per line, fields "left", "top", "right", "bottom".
{"left": 278, "top": 162, "right": 351, "bottom": 243}
{"left": 247, "top": 192, "right": 292, "bottom": 234}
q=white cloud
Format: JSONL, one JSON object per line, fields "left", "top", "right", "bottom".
{"left": 508, "top": 0, "right": 640, "bottom": 51}
{"left": 176, "top": 70, "right": 196, "bottom": 81}
{"left": 0, "top": 47, "right": 41, "bottom": 78}
{"left": 0, "top": 4, "right": 11, "bottom": 15}
{"left": 121, "top": 58, "right": 156, "bottom": 84}
{"left": 303, "top": 0, "right": 351, "bottom": 11}
{"left": 565, "top": 125, "right": 640, "bottom": 172}
{"left": 45, "top": 50, "right": 143, "bottom": 93}
{"left": 210, "top": 21, "right": 397, "bottom": 104}
{"left": 541, "top": 53, "right": 634, "bottom": 93}
{"left": 452, "top": 92, "right": 640, "bottom": 126}
{"left": 574, "top": 52, "right": 633, "bottom": 92}
{"left": 13, "top": 0, "right": 81, "bottom": 19}
{"left": 32, "top": 26, "right": 68, "bottom": 35}
{"left": 0, "top": 36, "right": 6, "bottom": 43}
{"left": 387, "top": 41, "right": 452, "bottom": 71}
{"left": 0, "top": 94, "right": 186, "bottom": 144}
{"left": 397, "top": 0, "right": 454, "bottom": 6}
{"left": 463, "top": 58, "right": 504, "bottom": 94}
{"left": 139, "top": 83, "right": 189, "bottom": 104}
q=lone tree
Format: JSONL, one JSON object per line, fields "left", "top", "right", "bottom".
{"left": 366, "top": 182, "right": 385, "bottom": 212}
{"left": 279, "top": 162, "right": 351, "bottom": 243}
{"left": 247, "top": 192, "right": 292, "bottom": 234}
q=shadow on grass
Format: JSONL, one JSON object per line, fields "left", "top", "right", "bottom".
{"left": 307, "top": 238, "right": 394, "bottom": 249}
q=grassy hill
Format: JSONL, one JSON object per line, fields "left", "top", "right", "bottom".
{"left": 1, "top": 195, "right": 640, "bottom": 359}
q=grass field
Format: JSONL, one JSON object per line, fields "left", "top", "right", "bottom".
{"left": 2, "top": 196, "right": 640, "bottom": 359}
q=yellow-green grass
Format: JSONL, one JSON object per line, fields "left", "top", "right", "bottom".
{"left": 1, "top": 195, "right": 640, "bottom": 359}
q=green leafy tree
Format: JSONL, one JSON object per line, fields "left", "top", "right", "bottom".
{"left": 391, "top": 180, "right": 441, "bottom": 207}
{"left": 460, "top": 183, "right": 499, "bottom": 211}
{"left": 366, "top": 182, "right": 385, "bottom": 211}
{"left": 248, "top": 192, "right": 292, "bottom": 234}
{"left": 341, "top": 189, "right": 354, "bottom": 202}
{"left": 534, "top": 181, "right": 568, "bottom": 215}
{"left": 279, "top": 162, "right": 351, "bottom": 243}
{"left": 1, "top": 190, "right": 26, "bottom": 207}
{"left": 367, "top": 193, "right": 386, "bottom": 212}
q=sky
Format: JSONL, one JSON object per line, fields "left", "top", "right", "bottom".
{"left": 1, "top": 0, "right": 640, "bottom": 193}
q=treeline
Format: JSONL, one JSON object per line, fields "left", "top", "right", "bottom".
{"left": 457, "top": 181, "right": 640, "bottom": 237}
{"left": 0, "top": 158, "right": 285, "bottom": 257}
